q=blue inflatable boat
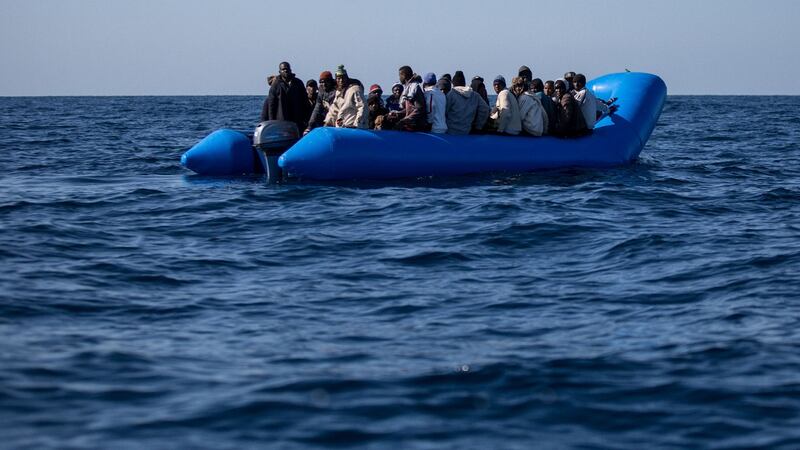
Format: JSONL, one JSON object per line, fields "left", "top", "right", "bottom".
{"left": 181, "top": 72, "right": 666, "bottom": 181}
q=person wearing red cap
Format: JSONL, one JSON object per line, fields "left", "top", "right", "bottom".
{"left": 305, "top": 71, "right": 336, "bottom": 135}
{"left": 367, "top": 84, "right": 388, "bottom": 129}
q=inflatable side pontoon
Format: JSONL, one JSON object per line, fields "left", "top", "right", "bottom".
{"left": 181, "top": 72, "right": 666, "bottom": 181}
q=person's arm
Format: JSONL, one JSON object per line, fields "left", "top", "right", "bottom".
{"left": 260, "top": 98, "right": 269, "bottom": 122}
{"left": 268, "top": 82, "right": 279, "bottom": 120}
{"left": 473, "top": 95, "right": 490, "bottom": 131}
{"left": 495, "top": 90, "right": 511, "bottom": 131}
{"left": 324, "top": 94, "right": 339, "bottom": 127}
{"left": 352, "top": 88, "right": 367, "bottom": 129}
{"left": 306, "top": 94, "right": 325, "bottom": 133}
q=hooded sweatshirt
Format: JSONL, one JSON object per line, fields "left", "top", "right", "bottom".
{"left": 517, "top": 92, "right": 547, "bottom": 136}
{"left": 491, "top": 88, "right": 522, "bottom": 135}
{"left": 424, "top": 86, "right": 447, "bottom": 134}
{"left": 533, "top": 91, "right": 557, "bottom": 135}
{"left": 324, "top": 82, "right": 367, "bottom": 129}
{"left": 306, "top": 87, "right": 336, "bottom": 131}
{"left": 445, "top": 86, "right": 490, "bottom": 135}
{"left": 553, "top": 93, "right": 588, "bottom": 137}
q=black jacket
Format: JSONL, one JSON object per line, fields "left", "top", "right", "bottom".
{"left": 307, "top": 88, "right": 336, "bottom": 131}
{"left": 268, "top": 75, "right": 309, "bottom": 131}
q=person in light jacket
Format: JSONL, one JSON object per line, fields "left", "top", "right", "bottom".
{"left": 572, "top": 73, "right": 599, "bottom": 130}
{"left": 423, "top": 72, "right": 447, "bottom": 134}
{"left": 445, "top": 71, "right": 489, "bottom": 135}
{"left": 512, "top": 77, "right": 546, "bottom": 136}
{"left": 489, "top": 76, "right": 521, "bottom": 135}
{"left": 324, "top": 65, "right": 367, "bottom": 129}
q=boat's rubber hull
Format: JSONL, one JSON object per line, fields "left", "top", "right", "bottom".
{"left": 277, "top": 72, "right": 666, "bottom": 181}
{"left": 180, "top": 72, "right": 666, "bottom": 180}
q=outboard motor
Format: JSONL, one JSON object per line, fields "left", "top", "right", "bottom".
{"left": 253, "top": 120, "right": 300, "bottom": 183}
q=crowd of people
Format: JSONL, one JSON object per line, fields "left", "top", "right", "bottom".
{"left": 260, "top": 62, "right": 618, "bottom": 139}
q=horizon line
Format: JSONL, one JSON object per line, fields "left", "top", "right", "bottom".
{"left": 2, "top": 93, "right": 799, "bottom": 98}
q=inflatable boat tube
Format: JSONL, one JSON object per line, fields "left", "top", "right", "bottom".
{"left": 181, "top": 72, "right": 666, "bottom": 181}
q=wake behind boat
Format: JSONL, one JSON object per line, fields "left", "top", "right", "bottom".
{"left": 180, "top": 72, "right": 666, "bottom": 181}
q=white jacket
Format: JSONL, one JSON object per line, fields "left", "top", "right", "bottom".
{"left": 490, "top": 89, "right": 521, "bottom": 135}
{"left": 518, "top": 92, "right": 546, "bottom": 136}
{"left": 325, "top": 83, "right": 367, "bottom": 129}
{"left": 573, "top": 88, "right": 598, "bottom": 130}
{"left": 424, "top": 86, "right": 447, "bottom": 134}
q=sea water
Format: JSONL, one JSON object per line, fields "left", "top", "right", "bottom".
{"left": 1, "top": 95, "right": 799, "bottom": 449}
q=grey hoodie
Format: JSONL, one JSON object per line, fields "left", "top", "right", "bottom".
{"left": 445, "top": 86, "right": 490, "bottom": 135}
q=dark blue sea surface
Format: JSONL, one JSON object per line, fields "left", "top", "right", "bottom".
{"left": 1, "top": 95, "right": 799, "bottom": 449}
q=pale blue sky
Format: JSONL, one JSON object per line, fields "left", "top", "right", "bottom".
{"left": 1, "top": 0, "right": 798, "bottom": 95}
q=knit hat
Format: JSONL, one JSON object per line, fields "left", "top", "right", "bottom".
{"left": 518, "top": 65, "right": 532, "bottom": 78}
{"left": 369, "top": 84, "right": 382, "bottom": 94}
{"left": 319, "top": 71, "right": 333, "bottom": 81}
{"left": 441, "top": 73, "right": 452, "bottom": 81}
{"left": 452, "top": 71, "right": 466, "bottom": 87}
{"left": 335, "top": 65, "right": 348, "bottom": 78}
{"left": 493, "top": 75, "right": 506, "bottom": 86}
{"left": 423, "top": 72, "right": 437, "bottom": 85}
{"left": 391, "top": 83, "right": 403, "bottom": 92}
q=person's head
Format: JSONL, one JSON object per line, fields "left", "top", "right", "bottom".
{"left": 564, "top": 71, "right": 575, "bottom": 83}
{"left": 335, "top": 64, "right": 349, "bottom": 91}
{"left": 544, "top": 80, "right": 555, "bottom": 97}
{"left": 306, "top": 79, "right": 318, "bottom": 98}
{"left": 518, "top": 65, "right": 533, "bottom": 88}
{"left": 452, "top": 71, "right": 466, "bottom": 87}
{"left": 319, "top": 71, "right": 334, "bottom": 92}
{"left": 531, "top": 78, "right": 544, "bottom": 93}
{"left": 511, "top": 76, "right": 525, "bottom": 97}
{"left": 470, "top": 76, "right": 484, "bottom": 90}
{"left": 573, "top": 73, "right": 587, "bottom": 91}
{"left": 554, "top": 80, "right": 568, "bottom": 98}
{"left": 493, "top": 75, "right": 506, "bottom": 94}
{"left": 437, "top": 78, "right": 452, "bottom": 94}
{"left": 369, "top": 84, "right": 383, "bottom": 98}
{"left": 391, "top": 83, "right": 402, "bottom": 97}
{"left": 279, "top": 62, "right": 292, "bottom": 80}
{"left": 441, "top": 73, "right": 452, "bottom": 82}
{"left": 398, "top": 66, "right": 413, "bottom": 84}
{"left": 423, "top": 72, "right": 437, "bottom": 87}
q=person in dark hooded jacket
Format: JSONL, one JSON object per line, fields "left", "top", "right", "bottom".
{"left": 531, "top": 78, "right": 557, "bottom": 134}
{"left": 552, "top": 79, "right": 588, "bottom": 137}
{"left": 268, "top": 61, "right": 309, "bottom": 132}
{"left": 470, "top": 76, "right": 490, "bottom": 106}
{"left": 304, "top": 71, "right": 336, "bottom": 135}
